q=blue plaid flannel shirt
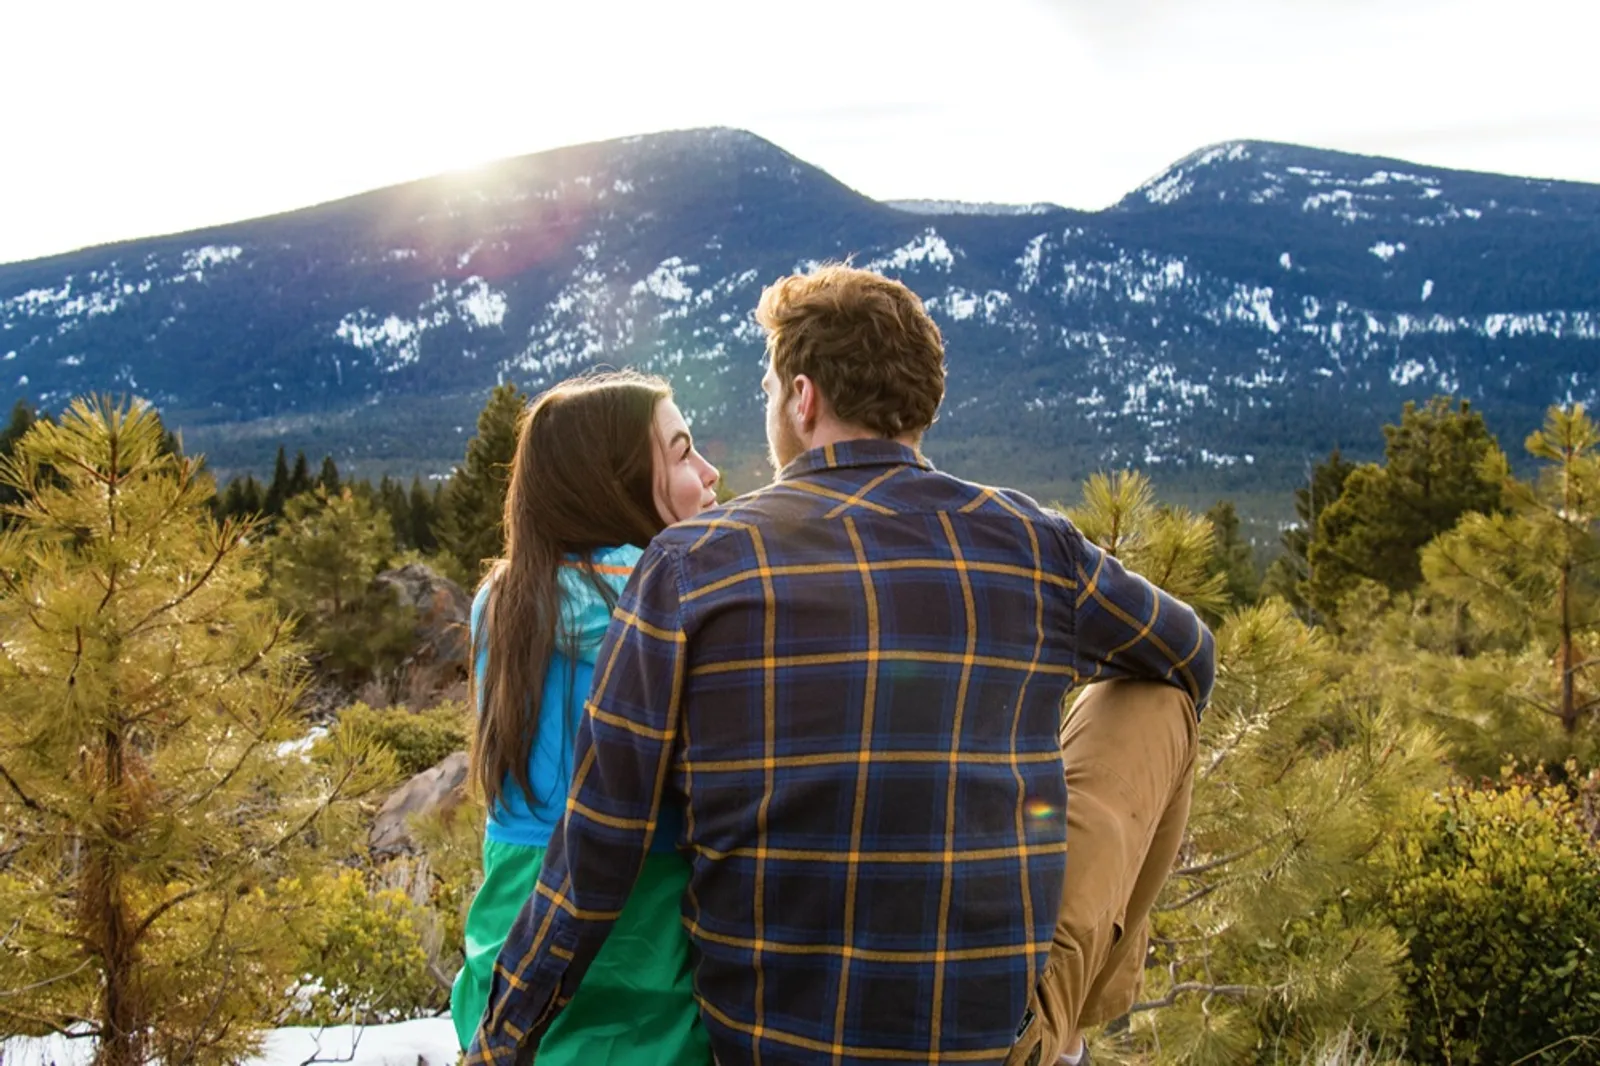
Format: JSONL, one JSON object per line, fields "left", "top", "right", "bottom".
{"left": 468, "top": 439, "right": 1215, "bottom": 1065}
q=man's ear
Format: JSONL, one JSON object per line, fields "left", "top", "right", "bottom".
{"left": 792, "top": 374, "right": 820, "bottom": 430}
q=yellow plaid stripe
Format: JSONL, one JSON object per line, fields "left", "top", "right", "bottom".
{"left": 833, "top": 516, "right": 883, "bottom": 1062}
{"left": 682, "top": 748, "right": 1065, "bottom": 773}
{"left": 699, "top": 997, "right": 1015, "bottom": 1062}
{"left": 691, "top": 649, "right": 1079, "bottom": 678}
{"left": 681, "top": 557, "right": 1074, "bottom": 602}
{"left": 691, "top": 836, "right": 1069, "bottom": 865}
{"left": 687, "top": 917, "right": 1054, "bottom": 962}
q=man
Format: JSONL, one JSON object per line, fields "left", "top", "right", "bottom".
{"left": 468, "top": 264, "right": 1214, "bottom": 1065}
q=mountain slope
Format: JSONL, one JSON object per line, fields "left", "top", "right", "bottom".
{"left": 3, "top": 129, "right": 1596, "bottom": 498}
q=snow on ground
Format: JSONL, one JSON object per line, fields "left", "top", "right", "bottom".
{"left": 1, "top": 1017, "right": 460, "bottom": 1066}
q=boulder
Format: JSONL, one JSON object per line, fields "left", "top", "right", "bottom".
{"left": 373, "top": 563, "right": 472, "bottom": 701}
{"left": 369, "top": 750, "right": 469, "bottom": 857}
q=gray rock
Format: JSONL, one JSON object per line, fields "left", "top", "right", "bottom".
{"left": 369, "top": 750, "right": 469, "bottom": 857}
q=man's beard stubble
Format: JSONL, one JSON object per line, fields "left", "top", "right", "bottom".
{"left": 767, "top": 409, "right": 805, "bottom": 474}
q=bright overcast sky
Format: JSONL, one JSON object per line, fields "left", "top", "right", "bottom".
{"left": 2, "top": 0, "right": 1596, "bottom": 265}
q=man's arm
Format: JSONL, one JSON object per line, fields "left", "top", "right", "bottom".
{"left": 1063, "top": 523, "right": 1217, "bottom": 713}
{"left": 466, "top": 545, "right": 688, "bottom": 1063}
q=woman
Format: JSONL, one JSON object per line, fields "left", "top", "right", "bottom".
{"left": 451, "top": 370, "right": 720, "bottom": 1064}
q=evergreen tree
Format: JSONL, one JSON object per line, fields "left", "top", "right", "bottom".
{"left": 1128, "top": 602, "right": 1443, "bottom": 1063}
{"left": 215, "top": 475, "right": 265, "bottom": 521}
{"left": 0, "top": 398, "right": 393, "bottom": 1063}
{"left": 149, "top": 409, "right": 185, "bottom": 463}
{"left": 434, "top": 383, "right": 525, "bottom": 581}
{"left": 287, "top": 450, "right": 314, "bottom": 499}
{"left": 263, "top": 446, "right": 292, "bottom": 517}
{"left": 375, "top": 475, "right": 411, "bottom": 548}
{"left": 1307, "top": 398, "right": 1502, "bottom": 623}
{"left": 1062, "top": 470, "right": 1230, "bottom": 617}
{"left": 267, "top": 488, "right": 417, "bottom": 687}
{"left": 409, "top": 476, "right": 440, "bottom": 555}
{"left": 1259, "top": 448, "right": 1355, "bottom": 620}
{"left": 0, "top": 398, "right": 40, "bottom": 520}
{"left": 316, "top": 454, "right": 341, "bottom": 495}
{"left": 1, "top": 397, "right": 37, "bottom": 454}
{"left": 1204, "top": 500, "right": 1262, "bottom": 613}
{"left": 1420, "top": 404, "right": 1600, "bottom": 752}
{"left": 1056, "top": 472, "right": 1443, "bottom": 1061}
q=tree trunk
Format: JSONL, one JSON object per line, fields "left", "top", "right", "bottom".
{"left": 88, "top": 726, "right": 145, "bottom": 1066}
{"left": 1558, "top": 442, "right": 1578, "bottom": 735}
{"left": 1559, "top": 564, "right": 1577, "bottom": 734}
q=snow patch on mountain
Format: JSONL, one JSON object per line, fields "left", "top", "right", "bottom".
{"left": 633, "top": 258, "right": 699, "bottom": 302}
{"left": 888, "top": 200, "right": 1057, "bottom": 216}
{"left": 335, "top": 277, "right": 508, "bottom": 371}
{"left": 1017, "top": 234, "right": 1047, "bottom": 291}
{"left": 867, "top": 229, "right": 956, "bottom": 273}
{"left": 182, "top": 245, "right": 242, "bottom": 276}
{"left": 927, "top": 287, "right": 1013, "bottom": 324}
{"left": 1303, "top": 189, "right": 1368, "bottom": 222}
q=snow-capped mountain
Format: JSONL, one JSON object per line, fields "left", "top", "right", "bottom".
{"left": 2, "top": 128, "right": 1595, "bottom": 497}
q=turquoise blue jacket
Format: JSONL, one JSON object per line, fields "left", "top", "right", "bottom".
{"left": 471, "top": 544, "right": 682, "bottom": 852}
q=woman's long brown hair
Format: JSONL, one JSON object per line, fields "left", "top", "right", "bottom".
{"left": 471, "top": 370, "right": 673, "bottom": 812}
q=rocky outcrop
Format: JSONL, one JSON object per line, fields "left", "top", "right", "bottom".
{"left": 369, "top": 750, "right": 469, "bottom": 857}
{"left": 374, "top": 563, "right": 472, "bottom": 703}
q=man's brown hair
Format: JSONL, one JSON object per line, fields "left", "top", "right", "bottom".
{"left": 756, "top": 264, "right": 946, "bottom": 438}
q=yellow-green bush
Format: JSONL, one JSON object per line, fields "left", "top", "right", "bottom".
{"left": 318, "top": 699, "right": 468, "bottom": 777}
{"left": 281, "top": 869, "right": 445, "bottom": 1024}
{"left": 409, "top": 789, "right": 489, "bottom": 973}
{"left": 1375, "top": 784, "right": 1600, "bottom": 1064}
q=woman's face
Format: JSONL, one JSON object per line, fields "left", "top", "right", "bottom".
{"left": 652, "top": 398, "right": 720, "bottom": 525}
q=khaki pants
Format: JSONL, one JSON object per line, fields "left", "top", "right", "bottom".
{"left": 1007, "top": 679, "right": 1199, "bottom": 1066}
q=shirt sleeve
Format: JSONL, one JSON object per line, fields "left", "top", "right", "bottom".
{"left": 1061, "top": 520, "right": 1217, "bottom": 714}
{"left": 465, "top": 545, "right": 688, "bottom": 1063}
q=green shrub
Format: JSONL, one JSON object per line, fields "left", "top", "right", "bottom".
{"left": 1375, "top": 784, "right": 1600, "bottom": 1064}
{"left": 281, "top": 869, "right": 444, "bottom": 1024}
{"left": 319, "top": 699, "right": 468, "bottom": 777}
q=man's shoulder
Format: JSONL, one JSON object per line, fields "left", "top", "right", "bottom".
{"left": 651, "top": 471, "right": 1076, "bottom": 554}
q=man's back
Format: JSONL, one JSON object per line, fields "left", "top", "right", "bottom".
{"left": 646, "top": 440, "right": 1211, "bottom": 1064}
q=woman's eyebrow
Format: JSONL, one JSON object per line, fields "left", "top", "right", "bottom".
{"left": 670, "top": 430, "right": 692, "bottom": 453}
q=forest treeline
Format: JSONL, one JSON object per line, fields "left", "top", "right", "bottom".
{"left": 0, "top": 387, "right": 1596, "bottom": 1066}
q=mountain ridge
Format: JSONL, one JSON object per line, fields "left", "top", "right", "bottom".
{"left": 3, "top": 128, "right": 1595, "bottom": 502}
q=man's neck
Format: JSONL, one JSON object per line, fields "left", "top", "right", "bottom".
{"left": 806, "top": 422, "right": 920, "bottom": 454}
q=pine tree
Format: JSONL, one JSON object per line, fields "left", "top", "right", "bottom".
{"left": 434, "top": 383, "right": 525, "bottom": 581}
{"left": 267, "top": 488, "right": 416, "bottom": 687}
{"left": 1259, "top": 448, "right": 1354, "bottom": 620}
{"left": 215, "top": 475, "right": 266, "bottom": 521}
{"left": 1062, "top": 470, "right": 1230, "bottom": 617}
{"left": 0, "top": 398, "right": 394, "bottom": 1064}
{"left": 1125, "top": 601, "right": 1442, "bottom": 1062}
{"left": 1307, "top": 398, "right": 1502, "bottom": 623}
{"left": 409, "top": 477, "right": 440, "bottom": 555}
{"left": 1419, "top": 404, "right": 1600, "bottom": 756}
{"left": 1204, "top": 500, "right": 1262, "bottom": 613}
{"left": 1061, "top": 471, "right": 1442, "bottom": 1062}
{"left": 263, "top": 446, "right": 292, "bottom": 517}
{"left": 375, "top": 475, "right": 411, "bottom": 548}
{"left": 239, "top": 474, "right": 264, "bottom": 516}
{"left": 316, "top": 454, "right": 341, "bottom": 495}
{"left": 287, "top": 450, "right": 313, "bottom": 499}
{"left": 0, "top": 398, "right": 40, "bottom": 520}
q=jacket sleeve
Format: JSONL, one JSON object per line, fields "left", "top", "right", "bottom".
{"left": 465, "top": 545, "right": 688, "bottom": 1063}
{"left": 1059, "top": 519, "right": 1216, "bottom": 714}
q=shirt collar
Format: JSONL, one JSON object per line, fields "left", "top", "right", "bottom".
{"left": 776, "top": 438, "right": 934, "bottom": 482}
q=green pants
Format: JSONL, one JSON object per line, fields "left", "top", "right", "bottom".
{"left": 451, "top": 836, "right": 710, "bottom": 1066}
